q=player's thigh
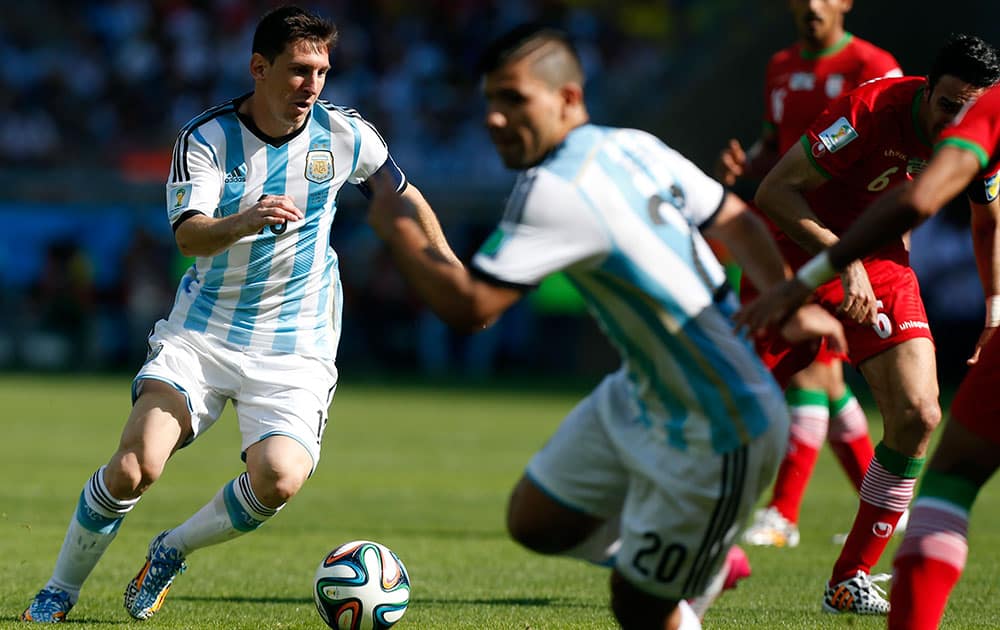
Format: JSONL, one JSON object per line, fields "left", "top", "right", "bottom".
{"left": 788, "top": 355, "right": 845, "bottom": 393}
{"left": 236, "top": 351, "right": 338, "bottom": 476}
{"left": 132, "top": 320, "right": 234, "bottom": 447}
{"left": 859, "top": 337, "right": 940, "bottom": 451}
{"left": 519, "top": 379, "right": 628, "bottom": 545}
{"left": 506, "top": 475, "right": 605, "bottom": 552}
{"left": 119, "top": 380, "right": 193, "bottom": 456}
{"left": 615, "top": 421, "right": 785, "bottom": 601}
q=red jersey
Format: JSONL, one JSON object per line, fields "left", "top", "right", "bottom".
{"left": 779, "top": 77, "right": 933, "bottom": 269}
{"left": 765, "top": 32, "right": 902, "bottom": 153}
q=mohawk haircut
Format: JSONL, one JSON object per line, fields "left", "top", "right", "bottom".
{"left": 252, "top": 5, "right": 338, "bottom": 62}
{"left": 929, "top": 33, "right": 1000, "bottom": 91}
{"left": 477, "top": 23, "right": 584, "bottom": 87}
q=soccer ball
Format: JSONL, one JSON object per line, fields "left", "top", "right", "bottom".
{"left": 313, "top": 540, "right": 411, "bottom": 630}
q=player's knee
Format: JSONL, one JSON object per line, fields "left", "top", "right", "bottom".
{"left": 609, "top": 570, "right": 676, "bottom": 629}
{"left": 105, "top": 452, "right": 161, "bottom": 498}
{"left": 901, "top": 396, "right": 942, "bottom": 437}
{"left": 506, "top": 502, "right": 555, "bottom": 553}
{"left": 505, "top": 480, "right": 572, "bottom": 554}
{"left": 257, "top": 472, "right": 304, "bottom": 507}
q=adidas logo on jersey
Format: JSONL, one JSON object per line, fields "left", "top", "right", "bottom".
{"left": 225, "top": 164, "right": 247, "bottom": 184}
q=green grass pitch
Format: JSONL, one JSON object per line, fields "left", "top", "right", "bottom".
{"left": 1, "top": 374, "right": 999, "bottom": 628}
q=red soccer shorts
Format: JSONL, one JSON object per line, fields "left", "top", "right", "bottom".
{"left": 951, "top": 331, "right": 1000, "bottom": 444}
{"left": 741, "top": 275, "right": 844, "bottom": 369}
{"left": 745, "top": 258, "right": 933, "bottom": 370}
{"left": 812, "top": 259, "right": 933, "bottom": 365}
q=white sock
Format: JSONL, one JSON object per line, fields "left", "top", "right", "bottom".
{"left": 48, "top": 466, "right": 140, "bottom": 601}
{"left": 164, "top": 472, "right": 282, "bottom": 555}
{"left": 563, "top": 517, "right": 622, "bottom": 567}
{"left": 677, "top": 600, "right": 703, "bottom": 629}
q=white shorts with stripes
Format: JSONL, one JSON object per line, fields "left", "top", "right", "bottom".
{"left": 133, "top": 320, "right": 338, "bottom": 472}
{"left": 526, "top": 369, "right": 787, "bottom": 600}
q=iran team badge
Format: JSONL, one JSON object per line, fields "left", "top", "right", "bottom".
{"left": 305, "top": 150, "right": 334, "bottom": 183}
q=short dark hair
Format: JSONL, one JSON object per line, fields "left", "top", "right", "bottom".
{"left": 929, "top": 33, "right": 1000, "bottom": 91}
{"left": 252, "top": 5, "right": 338, "bottom": 62}
{"left": 477, "top": 23, "right": 583, "bottom": 85}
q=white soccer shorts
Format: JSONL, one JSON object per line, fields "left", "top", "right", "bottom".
{"left": 525, "top": 369, "right": 787, "bottom": 600}
{"left": 133, "top": 320, "right": 338, "bottom": 472}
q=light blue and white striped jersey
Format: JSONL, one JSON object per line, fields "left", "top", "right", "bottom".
{"left": 472, "top": 124, "right": 785, "bottom": 454}
{"left": 165, "top": 95, "right": 404, "bottom": 360}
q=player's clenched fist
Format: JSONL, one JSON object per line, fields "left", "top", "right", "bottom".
{"left": 715, "top": 138, "right": 747, "bottom": 186}
{"left": 239, "top": 194, "right": 304, "bottom": 236}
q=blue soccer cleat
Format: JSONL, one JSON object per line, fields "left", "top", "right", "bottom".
{"left": 123, "top": 530, "right": 187, "bottom": 620}
{"left": 21, "top": 586, "right": 74, "bottom": 623}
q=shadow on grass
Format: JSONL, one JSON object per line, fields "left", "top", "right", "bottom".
{"left": 1, "top": 616, "right": 131, "bottom": 625}
{"left": 173, "top": 595, "right": 601, "bottom": 610}
{"left": 174, "top": 595, "right": 312, "bottom": 605}
{"left": 415, "top": 596, "right": 602, "bottom": 610}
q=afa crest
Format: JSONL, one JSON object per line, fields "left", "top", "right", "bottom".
{"left": 305, "top": 150, "right": 334, "bottom": 183}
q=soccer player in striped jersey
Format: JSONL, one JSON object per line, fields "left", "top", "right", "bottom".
{"left": 20, "top": 6, "right": 455, "bottom": 624}
{"left": 716, "top": 0, "right": 902, "bottom": 550}
{"left": 739, "top": 80, "right": 1000, "bottom": 630}
{"left": 742, "top": 34, "right": 1000, "bottom": 616}
{"left": 367, "top": 24, "right": 845, "bottom": 630}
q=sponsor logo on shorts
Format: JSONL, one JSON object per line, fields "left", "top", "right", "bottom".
{"left": 898, "top": 320, "right": 930, "bottom": 331}
{"left": 818, "top": 117, "right": 858, "bottom": 153}
{"left": 872, "top": 521, "right": 893, "bottom": 538}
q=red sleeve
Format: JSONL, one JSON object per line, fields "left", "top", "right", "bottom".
{"left": 860, "top": 47, "right": 903, "bottom": 80}
{"left": 938, "top": 86, "right": 1000, "bottom": 171}
{"left": 801, "top": 91, "right": 873, "bottom": 180}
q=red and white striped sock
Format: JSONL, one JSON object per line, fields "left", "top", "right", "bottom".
{"left": 827, "top": 387, "right": 874, "bottom": 491}
{"left": 770, "top": 389, "right": 828, "bottom": 523}
{"left": 889, "top": 471, "right": 978, "bottom": 630}
{"left": 832, "top": 443, "right": 922, "bottom": 583}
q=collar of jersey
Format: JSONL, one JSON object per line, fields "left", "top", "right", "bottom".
{"left": 234, "top": 92, "right": 312, "bottom": 148}
{"left": 799, "top": 31, "right": 853, "bottom": 60}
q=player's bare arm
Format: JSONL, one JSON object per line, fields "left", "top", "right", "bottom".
{"left": 705, "top": 191, "right": 846, "bottom": 349}
{"left": 967, "top": 194, "right": 1000, "bottom": 364}
{"left": 740, "top": 146, "right": 985, "bottom": 337}
{"left": 399, "top": 184, "right": 462, "bottom": 266}
{"left": 756, "top": 139, "right": 877, "bottom": 324}
{"left": 828, "top": 146, "right": 983, "bottom": 270}
{"left": 702, "top": 192, "right": 788, "bottom": 290}
{"left": 367, "top": 175, "right": 522, "bottom": 333}
{"left": 174, "top": 194, "right": 304, "bottom": 257}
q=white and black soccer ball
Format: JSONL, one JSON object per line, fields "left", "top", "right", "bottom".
{"left": 313, "top": 540, "right": 410, "bottom": 630}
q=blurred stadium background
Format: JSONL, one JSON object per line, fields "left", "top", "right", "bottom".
{"left": 1, "top": 0, "right": 996, "bottom": 382}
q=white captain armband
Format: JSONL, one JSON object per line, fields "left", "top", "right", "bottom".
{"left": 987, "top": 295, "right": 1000, "bottom": 328}
{"left": 795, "top": 251, "right": 836, "bottom": 290}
